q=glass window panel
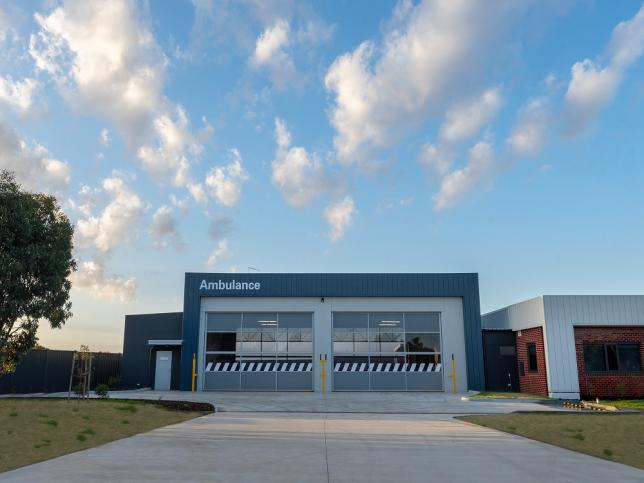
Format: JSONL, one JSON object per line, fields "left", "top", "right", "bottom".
{"left": 278, "top": 313, "right": 312, "bottom": 329}
{"left": 333, "top": 342, "right": 354, "bottom": 353}
{"left": 287, "top": 342, "right": 312, "bottom": 353}
{"left": 404, "top": 313, "right": 440, "bottom": 332}
{"left": 333, "top": 312, "right": 368, "bottom": 328}
{"left": 528, "top": 344, "right": 538, "bottom": 371}
{"left": 606, "top": 344, "right": 619, "bottom": 371}
{"left": 584, "top": 345, "right": 606, "bottom": 372}
{"left": 207, "top": 312, "right": 241, "bottom": 332}
{"left": 369, "top": 313, "right": 403, "bottom": 329}
{"left": 406, "top": 333, "right": 441, "bottom": 353}
{"left": 206, "top": 332, "right": 236, "bottom": 352}
{"left": 369, "top": 355, "right": 405, "bottom": 366}
{"left": 241, "top": 329, "right": 262, "bottom": 352}
{"left": 406, "top": 354, "right": 441, "bottom": 365}
{"left": 333, "top": 328, "right": 353, "bottom": 342}
{"left": 242, "top": 313, "right": 278, "bottom": 329}
{"left": 618, "top": 344, "right": 641, "bottom": 372}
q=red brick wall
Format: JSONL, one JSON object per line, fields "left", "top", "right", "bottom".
{"left": 574, "top": 326, "right": 644, "bottom": 399}
{"left": 515, "top": 327, "right": 549, "bottom": 396}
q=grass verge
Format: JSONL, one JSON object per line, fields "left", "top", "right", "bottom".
{"left": 0, "top": 398, "right": 211, "bottom": 473}
{"left": 469, "top": 391, "right": 550, "bottom": 400}
{"left": 607, "top": 399, "right": 644, "bottom": 411}
{"left": 458, "top": 412, "right": 644, "bottom": 469}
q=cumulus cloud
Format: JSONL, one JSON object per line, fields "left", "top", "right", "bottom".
{"left": 507, "top": 97, "right": 550, "bottom": 156}
{"left": 324, "top": 196, "right": 355, "bottom": 242}
{"left": 564, "top": 4, "right": 644, "bottom": 135}
{"left": 29, "top": 0, "right": 205, "bottom": 196}
{"left": 100, "top": 127, "right": 110, "bottom": 147}
{"left": 205, "top": 148, "right": 249, "bottom": 207}
{"left": 433, "top": 140, "right": 496, "bottom": 211}
{"left": 205, "top": 238, "right": 229, "bottom": 268}
{"left": 420, "top": 87, "right": 502, "bottom": 178}
{"left": 325, "top": 0, "right": 523, "bottom": 164}
{"left": 0, "top": 119, "right": 70, "bottom": 191}
{"left": 250, "top": 19, "right": 299, "bottom": 90}
{"left": 208, "top": 213, "right": 235, "bottom": 240}
{"left": 271, "top": 118, "right": 336, "bottom": 207}
{"left": 72, "top": 258, "right": 136, "bottom": 303}
{"left": 149, "top": 205, "right": 181, "bottom": 248}
{"left": 76, "top": 174, "right": 144, "bottom": 252}
{"left": 0, "top": 76, "right": 39, "bottom": 115}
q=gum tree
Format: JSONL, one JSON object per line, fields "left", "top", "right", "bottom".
{"left": 0, "top": 170, "right": 76, "bottom": 373}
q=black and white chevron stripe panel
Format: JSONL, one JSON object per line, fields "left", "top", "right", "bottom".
{"left": 333, "top": 362, "right": 442, "bottom": 373}
{"left": 206, "top": 361, "right": 313, "bottom": 372}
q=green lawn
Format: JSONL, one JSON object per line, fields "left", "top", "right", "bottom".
{"left": 0, "top": 398, "right": 210, "bottom": 473}
{"left": 469, "top": 391, "right": 550, "bottom": 400}
{"left": 608, "top": 399, "right": 644, "bottom": 411}
{"left": 458, "top": 412, "right": 644, "bottom": 469}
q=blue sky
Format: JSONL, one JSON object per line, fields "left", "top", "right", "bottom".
{"left": 1, "top": 1, "right": 643, "bottom": 352}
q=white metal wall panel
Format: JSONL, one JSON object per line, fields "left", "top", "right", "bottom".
{"left": 481, "top": 296, "right": 546, "bottom": 330}
{"left": 543, "top": 295, "right": 644, "bottom": 398}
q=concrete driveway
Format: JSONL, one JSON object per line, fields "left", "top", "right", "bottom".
{"left": 2, "top": 412, "right": 642, "bottom": 482}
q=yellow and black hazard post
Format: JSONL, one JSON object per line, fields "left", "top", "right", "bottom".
{"left": 450, "top": 353, "right": 457, "bottom": 394}
{"left": 320, "top": 354, "right": 327, "bottom": 397}
{"left": 191, "top": 353, "right": 197, "bottom": 392}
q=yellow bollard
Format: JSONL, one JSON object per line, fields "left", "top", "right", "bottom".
{"left": 451, "top": 354, "right": 456, "bottom": 394}
{"left": 320, "top": 354, "right": 327, "bottom": 397}
{"left": 192, "top": 353, "right": 197, "bottom": 392}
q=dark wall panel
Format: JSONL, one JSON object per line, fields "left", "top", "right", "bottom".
{"left": 121, "top": 312, "right": 182, "bottom": 389}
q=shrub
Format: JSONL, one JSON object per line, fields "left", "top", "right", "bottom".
{"left": 107, "top": 376, "right": 121, "bottom": 389}
{"left": 95, "top": 384, "right": 110, "bottom": 399}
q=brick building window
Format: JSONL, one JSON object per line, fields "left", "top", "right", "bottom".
{"left": 583, "top": 343, "right": 642, "bottom": 373}
{"left": 527, "top": 343, "right": 538, "bottom": 372}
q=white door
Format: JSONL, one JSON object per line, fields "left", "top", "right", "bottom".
{"left": 154, "top": 351, "right": 172, "bottom": 390}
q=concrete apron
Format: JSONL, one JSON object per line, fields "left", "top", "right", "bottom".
{"left": 98, "top": 390, "right": 560, "bottom": 414}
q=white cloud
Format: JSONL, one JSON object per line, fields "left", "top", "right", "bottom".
{"left": 250, "top": 19, "right": 299, "bottom": 90}
{"left": 72, "top": 258, "right": 136, "bottom": 303}
{"left": 507, "top": 97, "right": 550, "bottom": 156}
{"left": 205, "top": 148, "right": 249, "bottom": 206}
{"left": 29, "top": 0, "right": 205, "bottom": 195}
{"left": 100, "top": 127, "right": 110, "bottom": 147}
{"left": 324, "top": 196, "right": 355, "bottom": 242}
{"left": 76, "top": 174, "right": 144, "bottom": 252}
{"left": 149, "top": 205, "right": 181, "bottom": 248}
{"left": 205, "top": 238, "right": 230, "bottom": 268}
{"left": 419, "top": 87, "right": 502, "bottom": 178}
{"left": 433, "top": 140, "right": 496, "bottom": 211}
{"left": 0, "top": 119, "right": 70, "bottom": 191}
{"left": 564, "top": 5, "right": 644, "bottom": 135}
{"left": 439, "top": 87, "right": 503, "bottom": 144}
{"left": 324, "top": 0, "right": 523, "bottom": 163}
{"left": 271, "top": 118, "right": 336, "bottom": 208}
{"left": 252, "top": 19, "right": 289, "bottom": 65}
{"left": 0, "top": 76, "right": 39, "bottom": 115}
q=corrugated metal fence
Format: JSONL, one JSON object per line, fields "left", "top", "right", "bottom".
{"left": 0, "top": 349, "right": 122, "bottom": 394}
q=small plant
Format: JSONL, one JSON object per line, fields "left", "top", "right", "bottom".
{"left": 603, "top": 448, "right": 613, "bottom": 457}
{"left": 95, "top": 384, "right": 110, "bottom": 399}
{"left": 107, "top": 376, "right": 121, "bottom": 389}
{"left": 76, "top": 434, "right": 86, "bottom": 442}
{"left": 44, "top": 419, "right": 58, "bottom": 427}
{"left": 9, "top": 411, "right": 17, "bottom": 417}
{"left": 572, "top": 433, "right": 585, "bottom": 441}
{"left": 121, "top": 420, "right": 129, "bottom": 425}
{"left": 80, "top": 428, "right": 95, "bottom": 435}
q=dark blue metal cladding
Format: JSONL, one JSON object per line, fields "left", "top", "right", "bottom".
{"left": 180, "top": 273, "right": 485, "bottom": 391}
